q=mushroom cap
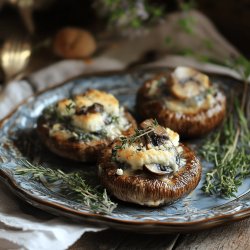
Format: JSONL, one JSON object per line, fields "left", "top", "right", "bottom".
{"left": 136, "top": 72, "right": 226, "bottom": 138}
{"left": 169, "top": 67, "right": 211, "bottom": 100}
{"left": 98, "top": 143, "right": 202, "bottom": 207}
{"left": 37, "top": 110, "right": 137, "bottom": 162}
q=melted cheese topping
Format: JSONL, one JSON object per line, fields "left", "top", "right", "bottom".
{"left": 72, "top": 113, "right": 105, "bottom": 132}
{"left": 116, "top": 127, "right": 180, "bottom": 172}
{"left": 49, "top": 89, "right": 130, "bottom": 139}
{"left": 75, "top": 89, "right": 119, "bottom": 115}
{"left": 117, "top": 147, "right": 177, "bottom": 171}
{"left": 106, "top": 110, "right": 130, "bottom": 139}
{"left": 165, "top": 94, "right": 215, "bottom": 114}
{"left": 166, "top": 67, "right": 216, "bottom": 114}
{"left": 56, "top": 99, "right": 75, "bottom": 116}
{"left": 49, "top": 123, "right": 72, "bottom": 140}
{"left": 165, "top": 128, "right": 179, "bottom": 147}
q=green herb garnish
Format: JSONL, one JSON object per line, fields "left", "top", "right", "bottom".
{"left": 42, "top": 104, "right": 107, "bottom": 142}
{"left": 110, "top": 115, "right": 120, "bottom": 124}
{"left": 94, "top": 0, "right": 165, "bottom": 30}
{"left": 112, "top": 120, "right": 158, "bottom": 160}
{"left": 199, "top": 55, "right": 250, "bottom": 197}
{"left": 65, "top": 102, "right": 75, "bottom": 112}
{"left": 200, "top": 88, "right": 250, "bottom": 197}
{"left": 15, "top": 160, "right": 117, "bottom": 214}
{"left": 112, "top": 120, "right": 181, "bottom": 167}
{"left": 113, "top": 119, "right": 158, "bottom": 152}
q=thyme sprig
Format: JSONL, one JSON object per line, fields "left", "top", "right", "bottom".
{"left": 199, "top": 55, "right": 250, "bottom": 197}
{"left": 112, "top": 120, "right": 181, "bottom": 166}
{"left": 15, "top": 160, "right": 117, "bottom": 214}
{"left": 112, "top": 119, "right": 159, "bottom": 156}
{"left": 200, "top": 92, "right": 250, "bottom": 197}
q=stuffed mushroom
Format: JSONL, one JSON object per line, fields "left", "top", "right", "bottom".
{"left": 37, "top": 89, "right": 137, "bottom": 162}
{"left": 98, "top": 119, "right": 202, "bottom": 207}
{"left": 136, "top": 67, "right": 226, "bottom": 137}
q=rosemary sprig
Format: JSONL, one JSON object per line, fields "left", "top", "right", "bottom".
{"left": 15, "top": 160, "right": 117, "bottom": 214}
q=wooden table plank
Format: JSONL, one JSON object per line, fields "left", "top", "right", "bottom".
{"left": 69, "top": 229, "right": 179, "bottom": 250}
{"left": 175, "top": 218, "right": 250, "bottom": 250}
{"left": 69, "top": 217, "right": 250, "bottom": 250}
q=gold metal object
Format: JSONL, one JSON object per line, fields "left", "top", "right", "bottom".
{"left": 0, "top": 38, "right": 31, "bottom": 83}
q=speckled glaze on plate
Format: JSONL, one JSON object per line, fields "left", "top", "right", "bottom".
{"left": 0, "top": 68, "right": 250, "bottom": 233}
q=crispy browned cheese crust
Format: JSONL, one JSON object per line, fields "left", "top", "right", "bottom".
{"left": 37, "top": 111, "right": 137, "bottom": 162}
{"left": 98, "top": 144, "right": 202, "bottom": 207}
{"left": 136, "top": 79, "right": 226, "bottom": 138}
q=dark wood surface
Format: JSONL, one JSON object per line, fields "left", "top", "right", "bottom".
{"left": 69, "top": 218, "right": 250, "bottom": 249}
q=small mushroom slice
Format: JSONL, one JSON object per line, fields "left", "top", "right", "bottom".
{"left": 140, "top": 119, "right": 156, "bottom": 129}
{"left": 75, "top": 103, "right": 104, "bottom": 115}
{"left": 144, "top": 163, "right": 173, "bottom": 176}
{"left": 140, "top": 119, "right": 167, "bottom": 135}
{"left": 140, "top": 119, "right": 169, "bottom": 147}
{"left": 169, "top": 66, "right": 210, "bottom": 100}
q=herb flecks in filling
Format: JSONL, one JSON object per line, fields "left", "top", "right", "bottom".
{"left": 112, "top": 119, "right": 185, "bottom": 176}
{"left": 43, "top": 89, "right": 131, "bottom": 142}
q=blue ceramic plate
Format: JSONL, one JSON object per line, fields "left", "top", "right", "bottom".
{"left": 0, "top": 68, "right": 250, "bottom": 233}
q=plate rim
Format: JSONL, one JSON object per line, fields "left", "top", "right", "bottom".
{"left": 0, "top": 67, "right": 248, "bottom": 232}
{"left": 0, "top": 168, "right": 250, "bottom": 232}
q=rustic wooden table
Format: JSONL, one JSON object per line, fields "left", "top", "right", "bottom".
{"left": 69, "top": 218, "right": 250, "bottom": 250}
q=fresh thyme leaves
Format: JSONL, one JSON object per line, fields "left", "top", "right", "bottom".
{"left": 94, "top": 0, "right": 164, "bottom": 30}
{"left": 43, "top": 105, "right": 69, "bottom": 123}
{"left": 110, "top": 115, "right": 120, "bottom": 124}
{"left": 178, "top": 16, "right": 196, "bottom": 34}
{"left": 42, "top": 104, "right": 107, "bottom": 142}
{"left": 112, "top": 120, "right": 158, "bottom": 159}
{"left": 117, "top": 120, "right": 158, "bottom": 147}
{"left": 112, "top": 120, "right": 181, "bottom": 168}
{"left": 178, "top": 0, "right": 197, "bottom": 12}
{"left": 200, "top": 97, "right": 250, "bottom": 198}
{"left": 15, "top": 160, "right": 117, "bottom": 214}
{"left": 65, "top": 102, "right": 75, "bottom": 112}
{"left": 177, "top": 0, "right": 196, "bottom": 34}
{"left": 42, "top": 105, "right": 55, "bottom": 119}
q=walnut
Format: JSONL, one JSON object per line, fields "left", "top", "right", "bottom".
{"left": 53, "top": 27, "right": 97, "bottom": 59}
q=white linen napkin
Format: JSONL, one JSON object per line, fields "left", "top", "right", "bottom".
{"left": 0, "top": 10, "right": 244, "bottom": 250}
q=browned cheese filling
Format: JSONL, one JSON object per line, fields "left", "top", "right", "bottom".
{"left": 42, "top": 89, "right": 131, "bottom": 142}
